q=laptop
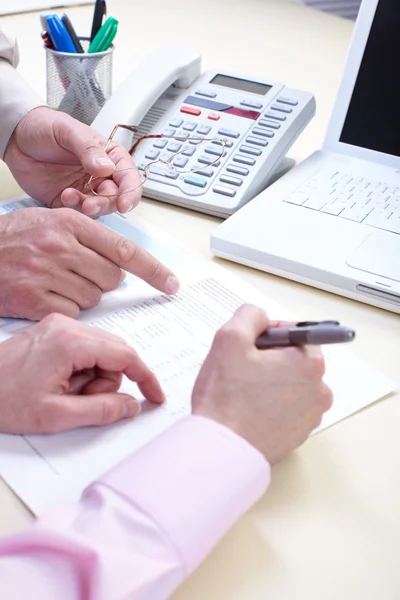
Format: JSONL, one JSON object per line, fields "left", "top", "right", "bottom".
{"left": 210, "top": 0, "right": 400, "bottom": 314}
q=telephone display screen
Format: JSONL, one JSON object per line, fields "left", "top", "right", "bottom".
{"left": 210, "top": 74, "right": 272, "bottom": 96}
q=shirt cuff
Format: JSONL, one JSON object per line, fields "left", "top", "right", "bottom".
{"left": 97, "top": 415, "right": 270, "bottom": 574}
{"left": 0, "top": 59, "right": 45, "bottom": 159}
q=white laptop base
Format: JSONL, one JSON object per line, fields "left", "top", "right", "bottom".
{"left": 211, "top": 149, "right": 400, "bottom": 314}
{"left": 211, "top": 0, "right": 400, "bottom": 314}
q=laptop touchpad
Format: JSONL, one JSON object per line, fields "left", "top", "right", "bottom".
{"left": 346, "top": 232, "right": 400, "bottom": 283}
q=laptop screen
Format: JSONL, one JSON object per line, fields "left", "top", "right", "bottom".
{"left": 339, "top": 0, "right": 400, "bottom": 157}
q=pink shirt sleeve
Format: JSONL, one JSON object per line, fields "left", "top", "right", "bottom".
{"left": 0, "top": 416, "right": 270, "bottom": 600}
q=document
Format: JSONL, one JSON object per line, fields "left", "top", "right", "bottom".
{"left": 0, "top": 198, "right": 396, "bottom": 515}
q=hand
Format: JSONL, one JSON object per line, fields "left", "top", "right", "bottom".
{"left": 0, "top": 313, "right": 164, "bottom": 434}
{"left": 0, "top": 206, "right": 180, "bottom": 320}
{"left": 4, "top": 106, "right": 140, "bottom": 217}
{"left": 192, "top": 305, "right": 333, "bottom": 464}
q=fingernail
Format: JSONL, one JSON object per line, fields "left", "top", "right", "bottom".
{"left": 95, "top": 156, "right": 114, "bottom": 167}
{"left": 166, "top": 276, "right": 180, "bottom": 294}
{"left": 120, "top": 270, "right": 126, "bottom": 281}
{"left": 123, "top": 399, "right": 141, "bottom": 418}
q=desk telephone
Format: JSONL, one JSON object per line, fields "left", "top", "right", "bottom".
{"left": 93, "top": 45, "right": 315, "bottom": 217}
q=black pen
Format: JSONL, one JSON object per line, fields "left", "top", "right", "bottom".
{"left": 255, "top": 321, "right": 356, "bottom": 348}
{"left": 61, "top": 14, "right": 84, "bottom": 53}
{"left": 90, "top": 0, "right": 107, "bottom": 41}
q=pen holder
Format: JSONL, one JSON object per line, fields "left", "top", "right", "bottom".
{"left": 45, "top": 38, "right": 114, "bottom": 126}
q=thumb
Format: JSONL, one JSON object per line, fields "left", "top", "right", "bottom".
{"left": 56, "top": 117, "right": 116, "bottom": 177}
{"left": 47, "top": 393, "right": 141, "bottom": 433}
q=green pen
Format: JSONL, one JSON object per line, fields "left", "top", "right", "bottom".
{"left": 88, "top": 16, "right": 118, "bottom": 53}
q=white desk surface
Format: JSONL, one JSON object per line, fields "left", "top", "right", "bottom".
{"left": 1, "top": 1, "right": 400, "bottom": 598}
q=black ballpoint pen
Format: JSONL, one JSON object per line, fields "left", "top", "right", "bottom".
{"left": 255, "top": 321, "right": 356, "bottom": 349}
{"left": 90, "top": 0, "right": 107, "bottom": 41}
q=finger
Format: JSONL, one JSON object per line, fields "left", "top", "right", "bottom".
{"left": 44, "top": 393, "right": 141, "bottom": 432}
{"left": 25, "top": 292, "right": 80, "bottom": 321}
{"left": 61, "top": 187, "right": 117, "bottom": 218}
{"left": 48, "top": 270, "right": 103, "bottom": 310}
{"left": 55, "top": 116, "right": 116, "bottom": 179}
{"left": 107, "top": 146, "right": 143, "bottom": 213}
{"left": 74, "top": 217, "right": 180, "bottom": 295}
{"left": 82, "top": 372, "right": 123, "bottom": 395}
{"left": 67, "top": 243, "right": 124, "bottom": 292}
{"left": 224, "top": 304, "right": 270, "bottom": 343}
{"left": 69, "top": 338, "right": 165, "bottom": 404}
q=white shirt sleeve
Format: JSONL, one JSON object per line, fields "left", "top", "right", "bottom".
{"left": 0, "top": 27, "right": 44, "bottom": 159}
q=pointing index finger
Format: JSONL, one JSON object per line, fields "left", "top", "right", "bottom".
{"left": 75, "top": 216, "right": 180, "bottom": 295}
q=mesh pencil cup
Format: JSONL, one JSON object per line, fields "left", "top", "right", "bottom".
{"left": 45, "top": 38, "right": 114, "bottom": 126}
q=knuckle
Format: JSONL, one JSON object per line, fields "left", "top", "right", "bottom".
{"left": 100, "top": 264, "right": 124, "bottom": 292}
{"left": 98, "top": 399, "right": 121, "bottom": 425}
{"left": 319, "top": 383, "right": 333, "bottom": 412}
{"left": 214, "top": 322, "right": 246, "bottom": 350}
{"left": 115, "top": 236, "right": 138, "bottom": 266}
{"left": 146, "top": 259, "right": 163, "bottom": 283}
{"left": 78, "top": 285, "right": 102, "bottom": 310}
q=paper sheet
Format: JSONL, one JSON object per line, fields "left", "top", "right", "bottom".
{"left": 0, "top": 198, "right": 396, "bottom": 515}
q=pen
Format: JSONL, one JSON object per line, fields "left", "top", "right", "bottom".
{"left": 46, "top": 14, "right": 77, "bottom": 53}
{"left": 61, "top": 14, "right": 84, "bottom": 53}
{"left": 90, "top": 0, "right": 107, "bottom": 42}
{"left": 255, "top": 321, "right": 356, "bottom": 348}
{"left": 88, "top": 16, "right": 118, "bottom": 53}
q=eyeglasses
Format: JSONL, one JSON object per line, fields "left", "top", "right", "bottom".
{"left": 85, "top": 124, "right": 227, "bottom": 199}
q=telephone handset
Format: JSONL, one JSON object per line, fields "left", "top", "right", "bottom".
{"left": 92, "top": 45, "right": 316, "bottom": 218}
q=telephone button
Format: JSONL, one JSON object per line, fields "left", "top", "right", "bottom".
{"left": 252, "top": 127, "right": 274, "bottom": 138}
{"left": 246, "top": 136, "right": 268, "bottom": 147}
{"left": 182, "top": 146, "right": 196, "bottom": 156}
{"left": 192, "top": 166, "right": 214, "bottom": 177}
{"left": 213, "top": 185, "right": 236, "bottom": 197}
{"left": 198, "top": 155, "right": 221, "bottom": 167}
{"left": 277, "top": 96, "right": 298, "bottom": 106}
{"left": 167, "top": 142, "right": 182, "bottom": 152}
{"left": 183, "top": 121, "right": 197, "bottom": 131}
{"left": 265, "top": 111, "right": 287, "bottom": 121}
{"left": 240, "top": 99, "right": 263, "bottom": 109}
{"left": 233, "top": 154, "right": 256, "bottom": 166}
{"left": 239, "top": 145, "right": 262, "bottom": 156}
{"left": 145, "top": 149, "right": 160, "bottom": 160}
{"left": 184, "top": 175, "right": 207, "bottom": 188}
{"left": 226, "top": 164, "right": 249, "bottom": 176}
{"left": 169, "top": 118, "right": 183, "bottom": 127}
{"left": 197, "top": 125, "right": 212, "bottom": 135}
{"left": 219, "top": 175, "right": 243, "bottom": 186}
{"left": 181, "top": 105, "right": 201, "bottom": 116}
{"left": 153, "top": 139, "right": 168, "bottom": 149}
{"left": 149, "top": 166, "right": 179, "bottom": 180}
{"left": 258, "top": 119, "right": 280, "bottom": 129}
{"left": 208, "top": 113, "right": 220, "bottom": 121}
{"left": 217, "top": 128, "right": 240, "bottom": 138}
{"left": 196, "top": 89, "right": 217, "bottom": 98}
{"left": 271, "top": 103, "right": 293, "bottom": 114}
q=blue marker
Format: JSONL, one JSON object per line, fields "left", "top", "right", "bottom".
{"left": 46, "top": 14, "right": 76, "bottom": 53}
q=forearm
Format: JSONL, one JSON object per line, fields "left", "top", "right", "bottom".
{"left": 0, "top": 416, "right": 270, "bottom": 600}
{"left": 0, "top": 29, "right": 44, "bottom": 159}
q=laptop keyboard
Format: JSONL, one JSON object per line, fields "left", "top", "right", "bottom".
{"left": 284, "top": 167, "right": 400, "bottom": 235}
